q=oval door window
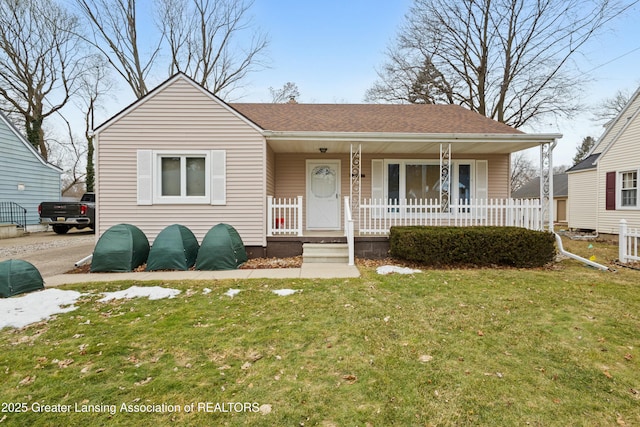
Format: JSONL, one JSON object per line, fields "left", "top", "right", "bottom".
{"left": 311, "top": 166, "right": 336, "bottom": 198}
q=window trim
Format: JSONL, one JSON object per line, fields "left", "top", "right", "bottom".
{"left": 382, "top": 159, "right": 476, "bottom": 203}
{"left": 153, "top": 150, "right": 211, "bottom": 204}
{"left": 136, "top": 149, "right": 226, "bottom": 206}
{"left": 617, "top": 169, "right": 639, "bottom": 210}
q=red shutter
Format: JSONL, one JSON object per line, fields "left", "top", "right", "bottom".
{"left": 605, "top": 172, "right": 616, "bottom": 210}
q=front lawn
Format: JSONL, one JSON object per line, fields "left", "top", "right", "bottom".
{"left": 1, "top": 240, "right": 639, "bottom": 426}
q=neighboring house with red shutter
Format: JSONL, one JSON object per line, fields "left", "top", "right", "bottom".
{"left": 567, "top": 87, "right": 640, "bottom": 235}
{"left": 93, "top": 73, "right": 561, "bottom": 260}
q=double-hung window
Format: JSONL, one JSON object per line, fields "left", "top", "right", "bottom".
{"left": 158, "top": 154, "right": 208, "bottom": 202}
{"left": 620, "top": 170, "right": 638, "bottom": 208}
{"left": 137, "top": 149, "right": 226, "bottom": 205}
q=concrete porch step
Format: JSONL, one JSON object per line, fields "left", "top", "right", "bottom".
{"left": 302, "top": 243, "right": 349, "bottom": 264}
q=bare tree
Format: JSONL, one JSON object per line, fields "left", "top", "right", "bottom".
{"left": 76, "top": 57, "right": 114, "bottom": 191}
{"left": 0, "top": 0, "right": 88, "bottom": 160}
{"left": 365, "top": 54, "right": 453, "bottom": 104}
{"left": 592, "top": 88, "right": 633, "bottom": 124}
{"left": 57, "top": 117, "right": 88, "bottom": 195}
{"left": 368, "top": 0, "right": 638, "bottom": 128}
{"left": 159, "top": 0, "right": 269, "bottom": 98}
{"left": 269, "top": 82, "right": 300, "bottom": 103}
{"left": 73, "top": 0, "right": 162, "bottom": 99}
{"left": 510, "top": 152, "right": 537, "bottom": 193}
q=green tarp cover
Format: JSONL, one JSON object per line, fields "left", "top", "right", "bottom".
{"left": 91, "top": 224, "right": 149, "bottom": 272}
{"left": 196, "top": 223, "right": 247, "bottom": 270}
{"left": 146, "top": 224, "right": 199, "bottom": 271}
{"left": 0, "top": 259, "right": 44, "bottom": 298}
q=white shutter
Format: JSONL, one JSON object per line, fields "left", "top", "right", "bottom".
{"left": 371, "top": 159, "right": 384, "bottom": 202}
{"left": 211, "top": 150, "right": 226, "bottom": 205}
{"left": 475, "top": 160, "right": 488, "bottom": 200}
{"left": 137, "top": 150, "right": 153, "bottom": 205}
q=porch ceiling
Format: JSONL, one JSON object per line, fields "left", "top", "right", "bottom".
{"left": 264, "top": 132, "right": 562, "bottom": 155}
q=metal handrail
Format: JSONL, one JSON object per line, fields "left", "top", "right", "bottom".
{"left": 0, "top": 201, "right": 27, "bottom": 228}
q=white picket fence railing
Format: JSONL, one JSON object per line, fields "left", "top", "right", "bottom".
{"left": 359, "top": 198, "right": 543, "bottom": 235}
{"left": 619, "top": 219, "right": 640, "bottom": 263}
{"left": 267, "top": 197, "right": 544, "bottom": 236}
{"left": 267, "top": 196, "right": 303, "bottom": 236}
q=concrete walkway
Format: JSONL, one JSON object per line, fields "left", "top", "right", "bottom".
{"left": 44, "top": 263, "right": 361, "bottom": 287}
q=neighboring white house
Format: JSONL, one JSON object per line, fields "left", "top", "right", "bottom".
{"left": 567, "top": 87, "right": 640, "bottom": 235}
{"left": 0, "top": 111, "right": 62, "bottom": 232}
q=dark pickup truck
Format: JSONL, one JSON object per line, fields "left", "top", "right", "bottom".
{"left": 38, "top": 192, "right": 96, "bottom": 234}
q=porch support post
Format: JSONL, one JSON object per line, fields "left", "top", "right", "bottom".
{"left": 539, "top": 140, "right": 556, "bottom": 231}
{"left": 350, "top": 143, "right": 361, "bottom": 230}
{"left": 267, "top": 196, "right": 273, "bottom": 236}
{"left": 297, "top": 195, "right": 303, "bottom": 236}
{"left": 440, "top": 143, "right": 451, "bottom": 211}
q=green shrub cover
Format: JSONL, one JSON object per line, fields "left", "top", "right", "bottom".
{"left": 196, "top": 223, "right": 247, "bottom": 270}
{"left": 91, "top": 224, "right": 149, "bottom": 272}
{"left": 0, "top": 259, "right": 43, "bottom": 298}
{"left": 146, "top": 224, "right": 199, "bottom": 271}
{"left": 390, "top": 226, "right": 556, "bottom": 268}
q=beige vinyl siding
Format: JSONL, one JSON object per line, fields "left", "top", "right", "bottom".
{"left": 567, "top": 170, "right": 597, "bottom": 229}
{"left": 595, "top": 114, "right": 640, "bottom": 233}
{"left": 96, "top": 77, "right": 266, "bottom": 245}
{"left": 266, "top": 145, "right": 275, "bottom": 196}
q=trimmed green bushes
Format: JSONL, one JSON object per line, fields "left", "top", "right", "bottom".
{"left": 390, "top": 226, "right": 556, "bottom": 268}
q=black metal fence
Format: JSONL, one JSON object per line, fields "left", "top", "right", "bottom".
{"left": 0, "top": 202, "right": 27, "bottom": 228}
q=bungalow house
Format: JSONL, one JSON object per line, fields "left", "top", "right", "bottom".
{"left": 567, "top": 86, "right": 640, "bottom": 235}
{"left": 0, "top": 111, "right": 62, "bottom": 234}
{"left": 93, "top": 73, "right": 561, "bottom": 259}
{"left": 512, "top": 173, "right": 568, "bottom": 224}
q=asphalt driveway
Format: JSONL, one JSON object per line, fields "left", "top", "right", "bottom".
{"left": 0, "top": 230, "right": 96, "bottom": 278}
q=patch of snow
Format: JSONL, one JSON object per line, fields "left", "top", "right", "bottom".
{"left": 272, "top": 289, "right": 301, "bottom": 296}
{"left": 0, "top": 289, "right": 82, "bottom": 329}
{"left": 202, "top": 288, "right": 212, "bottom": 295}
{"left": 224, "top": 288, "right": 241, "bottom": 298}
{"left": 98, "top": 286, "right": 180, "bottom": 302}
{"left": 376, "top": 265, "right": 421, "bottom": 275}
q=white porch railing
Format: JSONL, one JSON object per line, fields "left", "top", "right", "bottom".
{"left": 359, "top": 198, "right": 543, "bottom": 235}
{"left": 619, "top": 219, "right": 640, "bottom": 264}
{"left": 267, "top": 196, "right": 303, "bottom": 236}
{"left": 344, "top": 196, "right": 355, "bottom": 266}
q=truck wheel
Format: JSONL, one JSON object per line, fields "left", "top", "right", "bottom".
{"left": 53, "top": 225, "right": 70, "bottom": 234}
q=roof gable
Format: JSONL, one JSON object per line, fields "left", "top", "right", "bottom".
{"left": 230, "top": 103, "right": 523, "bottom": 134}
{"left": 590, "top": 86, "right": 640, "bottom": 159}
{"left": 94, "top": 73, "right": 262, "bottom": 135}
{"left": 0, "top": 111, "right": 62, "bottom": 173}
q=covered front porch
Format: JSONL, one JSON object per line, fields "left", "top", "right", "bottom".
{"left": 256, "top": 108, "right": 561, "bottom": 264}
{"left": 264, "top": 136, "right": 560, "bottom": 264}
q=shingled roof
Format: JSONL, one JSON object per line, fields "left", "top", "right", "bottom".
{"left": 230, "top": 103, "right": 523, "bottom": 134}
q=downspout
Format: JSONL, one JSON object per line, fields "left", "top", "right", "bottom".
{"left": 554, "top": 233, "right": 613, "bottom": 271}
{"left": 75, "top": 254, "right": 93, "bottom": 267}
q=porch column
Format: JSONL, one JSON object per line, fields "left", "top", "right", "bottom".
{"left": 539, "top": 140, "right": 557, "bottom": 231}
{"left": 440, "top": 143, "right": 451, "bottom": 211}
{"left": 350, "top": 143, "right": 361, "bottom": 229}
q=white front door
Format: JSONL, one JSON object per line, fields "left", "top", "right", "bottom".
{"left": 306, "top": 160, "right": 341, "bottom": 230}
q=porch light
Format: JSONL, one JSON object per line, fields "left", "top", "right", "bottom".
{"left": 319, "top": 147, "right": 328, "bottom": 153}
